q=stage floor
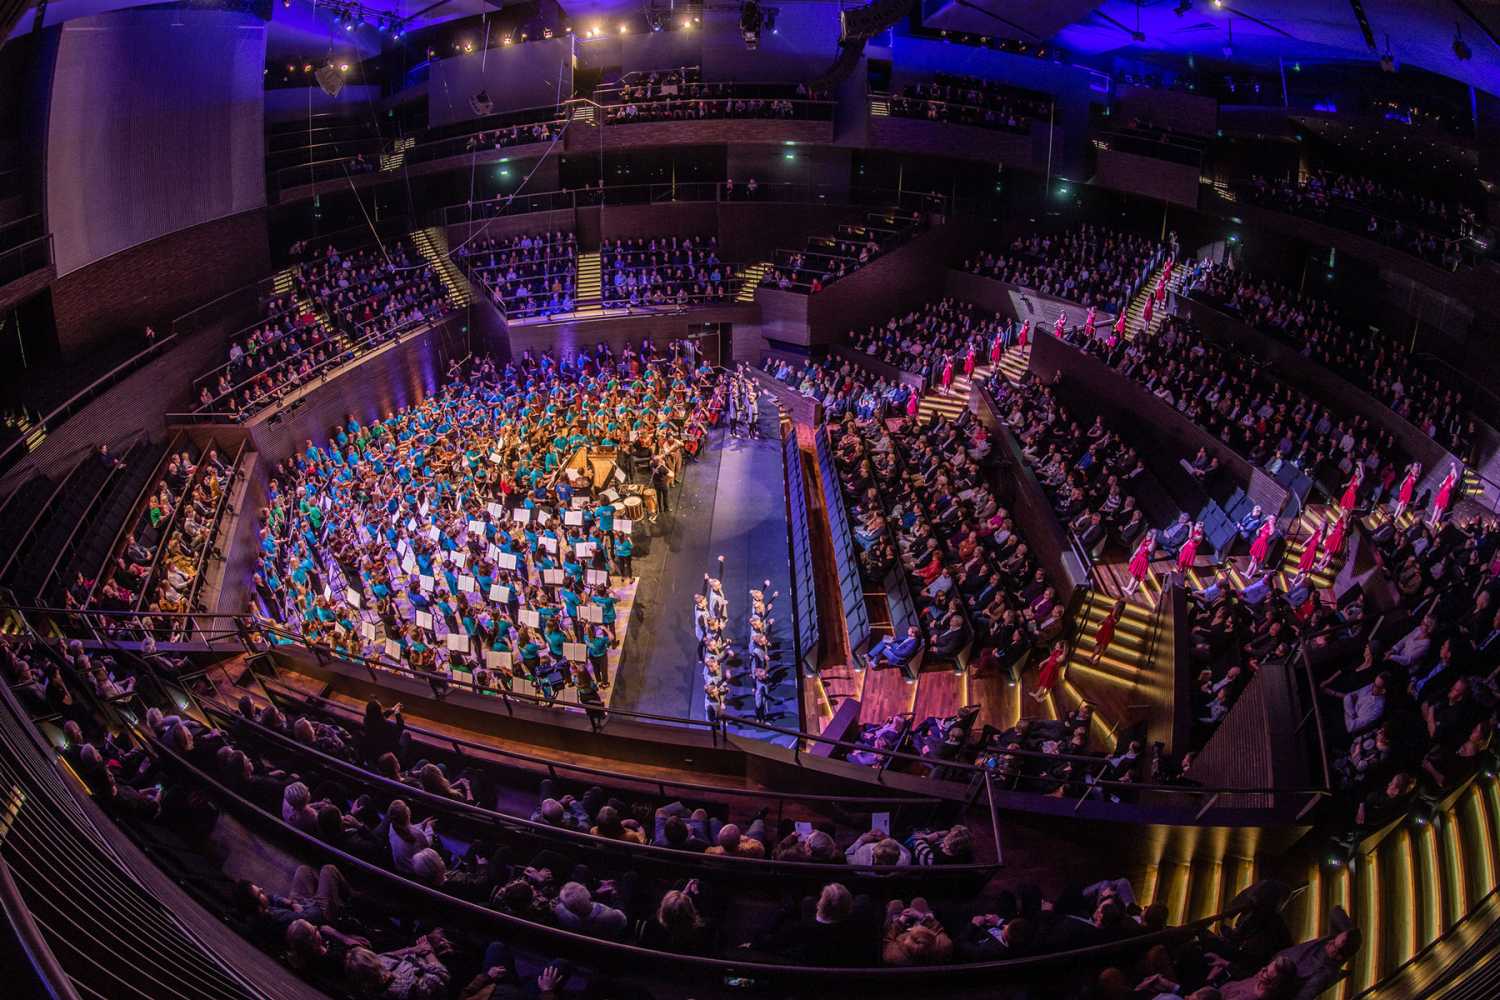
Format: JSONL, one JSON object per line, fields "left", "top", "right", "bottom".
{"left": 610, "top": 409, "right": 798, "bottom": 744}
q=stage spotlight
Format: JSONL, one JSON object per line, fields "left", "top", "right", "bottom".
{"left": 620, "top": 23, "right": 629, "bottom": 34}
{"left": 282, "top": 0, "right": 291, "bottom": 7}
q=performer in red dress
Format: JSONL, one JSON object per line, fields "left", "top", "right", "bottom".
{"left": 1316, "top": 515, "right": 1347, "bottom": 572}
{"left": 1110, "top": 312, "right": 1127, "bottom": 347}
{"left": 1154, "top": 268, "right": 1169, "bottom": 304}
{"left": 1295, "top": 521, "right": 1325, "bottom": 581}
{"left": 939, "top": 355, "right": 955, "bottom": 394}
{"left": 905, "top": 386, "right": 920, "bottom": 422}
{"left": 1393, "top": 461, "right": 1421, "bottom": 523}
{"left": 1089, "top": 599, "right": 1126, "bottom": 666}
{"left": 962, "top": 344, "right": 976, "bottom": 379}
{"left": 1339, "top": 467, "right": 1362, "bottom": 515}
{"left": 1142, "top": 295, "right": 1154, "bottom": 328}
{"left": 1017, "top": 320, "right": 1030, "bottom": 347}
{"left": 989, "top": 329, "right": 1005, "bottom": 366}
{"left": 1053, "top": 312, "right": 1068, "bottom": 339}
{"left": 1176, "top": 524, "right": 1203, "bottom": 575}
{"left": 1029, "top": 640, "right": 1069, "bottom": 703}
{"left": 1430, "top": 463, "right": 1459, "bottom": 527}
{"left": 1083, "top": 305, "right": 1097, "bottom": 339}
{"left": 1124, "top": 531, "right": 1156, "bottom": 596}
{"left": 1247, "top": 516, "right": 1276, "bottom": 577}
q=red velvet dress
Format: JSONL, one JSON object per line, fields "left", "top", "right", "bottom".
{"left": 1298, "top": 527, "right": 1324, "bottom": 574}
{"left": 1176, "top": 532, "right": 1201, "bottom": 573}
{"left": 1037, "top": 646, "right": 1066, "bottom": 691}
{"left": 989, "top": 333, "right": 1005, "bottom": 365}
{"left": 1249, "top": 520, "right": 1274, "bottom": 565}
{"left": 1128, "top": 537, "right": 1152, "bottom": 582}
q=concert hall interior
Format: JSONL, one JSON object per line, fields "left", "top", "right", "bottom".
{"left": 5, "top": 1, "right": 1500, "bottom": 997}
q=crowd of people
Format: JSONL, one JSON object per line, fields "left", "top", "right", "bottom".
{"left": 1182, "top": 259, "right": 1475, "bottom": 454}
{"left": 1234, "top": 170, "right": 1475, "bottom": 269}
{"left": 847, "top": 298, "right": 1008, "bottom": 390}
{"left": 1313, "top": 513, "right": 1500, "bottom": 847}
{"left": 196, "top": 240, "right": 454, "bottom": 417}
{"left": 825, "top": 377, "right": 1080, "bottom": 684}
{"left": 599, "top": 235, "right": 736, "bottom": 309}
{"left": 763, "top": 355, "right": 916, "bottom": 423}
{"left": 85, "top": 445, "right": 233, "bottom": 621}
{"left": 251, "top": 342, "right": 714, "bottom": 706}
{"left": 965, "top": 225, "right": 1167, "bottom": 316}
{"left": 1063, "top": 307, "right": 1405, "bottom": 495}
{"left": 888, "top": 75, "right": 1051, "bottom": 134}
{"left": 600, "top": 69, "right": 828, "bottom": 124}
{"left": 456, "top": 231, "right": 578, "bottom": 320}
{"left": 6, "top": 618, "right": 1368, "bottom": 996}
{"left": 761, "top": 218, "right": 917, "bottom": 293}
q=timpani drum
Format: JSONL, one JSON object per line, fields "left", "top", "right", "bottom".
{"left": 623, "top": 495, "right": 644, "bottom": 521}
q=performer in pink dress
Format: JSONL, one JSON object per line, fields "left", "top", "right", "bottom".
{"left": 1176, "top": 524, "right": 1203, "bottom": 575}
{"left": 962, "top": 344, "right": 976, "bottom": 379}
{"left": 940, "top": 355, "right": 955, "bottom": 394}
{"left": 1124, "top": 531, "right": 1156, "bottom": 596}
{"left": 905, "top": 386, "right": 920, "bottom": 421}
{"left": 1316, "top": 515, "right": 1347, "bottom": 572}
{"left": 1393, "top": 461, "right": 1421, "bottom": 523}
{"left": 1247, "top": 517, "right": 1276, "bottom": 577}
{"left": 1430, "top": 463, "right": 1459, "bottom": 527}
{"left": 1339, "top": 468, "right": 1362, "bottom": 515}
{"left": 989, "top": 329, "right": 1005, "bottom": 366}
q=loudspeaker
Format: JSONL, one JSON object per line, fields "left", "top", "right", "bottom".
{"left": 315, "top": 63, "right": 345, "bottom": 98}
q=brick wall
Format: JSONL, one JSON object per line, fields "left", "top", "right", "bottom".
{"left": 49, "top": 209, "right": 270, "bottom": 359}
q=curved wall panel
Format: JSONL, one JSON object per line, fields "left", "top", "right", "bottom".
{"left": 43, "top": 9, "right": 267, "bottom": 277}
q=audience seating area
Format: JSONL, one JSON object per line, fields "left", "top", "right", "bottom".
{"left": 600, "top": 235, "right": 734, "bottom": 308}
{"left": 885, "top": 74, "right": 1051, "bottom": 134}
{"left": 847, "top": 297, "right": 1004, "bottom": 389}
{"left": 193, "top": 239, "right": 456, "bottom": 418}
{"left": 456, "top": 231, "right": 579, "bottom": 320}
{"left": 1182, "top": 259, "right": 1476, "bottom": 452}
{"left": 965, "top": 224, "right": 1167, "bottom": 316}
{"left": 1232, "top": 170, "right": 1477, "bottom": 269}
{"left": 762, "top": 209, "right": 921, "bottom": 293}
{"left": 597, "top": 68, "right": 832, "bottom": 123}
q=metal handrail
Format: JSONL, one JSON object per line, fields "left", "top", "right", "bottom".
{"left": 0, "top": 331, "right": 176, "bottom": 481}
{"left": 144, "top": 724, "right": 1261, "bottom": 984}
{"left": 207, "top": 701, "right": 999, "bottom": 881}
{"left": 5, "top": 601, "right": 1330, "bottom": 798}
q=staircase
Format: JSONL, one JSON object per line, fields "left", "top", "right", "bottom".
{"left": 380, "top": 136, "right": 415, "bottom": 172}
{"left": 412, "top": 227, "right": 472, "bottom": 307}
{"left": 1140, "top": 852, "right": 1261, "bottom": 928}
{"left": 1194, "top": 504, "right": 1344, "bottom": 594}
{"left": 913, "top": 344, "right": 1033, "bottom": 424}
{"left": 869, "top": 96, "right": 890, "bottom": 117}
{"left": 272, "top": 267, "right": 335, "bottom": 341}
{"left": 736, "top": 261, "right": 772, "bottom": 302}
{"left": 1046, "top": 586, "right": 1166, "bottom": 746}
{"left": 1119, "top": 260, "right": 1183, "bottom": 342}
{"left": 915, "top": 364, "right": 985, "bottom": 423}
{"left": 575, "top": 251, "right": 602, "bottom": 305}
{"left": 570, "top": 103, "right": 598, "bottom": 125}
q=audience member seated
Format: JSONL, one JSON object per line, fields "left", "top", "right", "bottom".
{"left": 600, "top": 235, "right": 734, "bottom": 308}
{"left": 966, "top": 224, "right": 1167, "bottom": 316}
{"left": 456, "top": 231, "right": 578, "bottom": 320}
